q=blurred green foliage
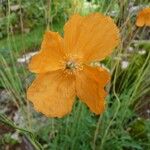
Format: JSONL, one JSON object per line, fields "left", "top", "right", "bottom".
{"left": 0, "top": 0, "right": 73, "bottom": 39}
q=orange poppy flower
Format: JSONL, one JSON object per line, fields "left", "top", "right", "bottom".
{"left": 27, "top": 13, "right": 120, "bottom": 118}
{"left": 136, "top": 8, "right": 150, "bottom": 27}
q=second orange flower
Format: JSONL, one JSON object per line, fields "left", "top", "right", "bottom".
{"left": 136, "top": 8, "right": 150, "bottom": 27}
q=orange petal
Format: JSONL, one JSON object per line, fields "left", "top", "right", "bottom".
{"left": 136, "top": 12, "right": 145, "bottom": 27}
{"left": 75, "top": 65, "right": 110, "bottom": 114}
{"left": 64, "top": 14, "right": 84, "bottom": 54}
{"left": 29, "top": 31, "right": 65, "bottom": 73}
{"left": 27, "top": 70, "right": 76, "bottom": 118}
{"left": 146, "top": 19, "right": 150, "bottom": 26}
{"left": 145, "top": 10, "right": 150, "bottom": 26}
{"left": 64, "top": 13, "right": 120, "bottom": 62}
{"left": 136, "top": 8, "right": 150, "bottom": 27}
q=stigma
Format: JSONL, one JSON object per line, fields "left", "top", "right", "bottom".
{"left": 66, "top": 61, "right": 77, "bottom": 70}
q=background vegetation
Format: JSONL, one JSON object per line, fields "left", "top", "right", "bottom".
{"left": 0, "top": 0, "right": 150, "bottom": 149}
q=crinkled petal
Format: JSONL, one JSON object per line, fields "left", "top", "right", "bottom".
{"left": 64, "top": 13, "right": 120, "bottom": 62}
{"left": 29, "top": 31, "right": 65, "bottom": 73}
{"left": 145, "top": 12, "right": 150, "bottom": 26}
{"left": 64, "top": 14, "right": 84, "bottom": 54}
{"left": 75, "top": 65, "right": 110, "bottom": 114}
{"left": 136, "top": 13, "right": 145, "bottom": 27}
{"left": 136, "top": 8, "right": 150, "bottom": 27}
{"left": 27, "top": 70, "right": 76, "bottom": 118}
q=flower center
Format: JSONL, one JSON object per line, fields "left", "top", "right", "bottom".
{"left": 60, "top": 54, "right": 83, "bottom": 74}
{"left": 64, "top": 59, "right": 83, "bottom": 74}
{"left": 65, "top": 61, "right": 77, "bottom": 70}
